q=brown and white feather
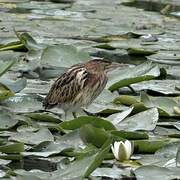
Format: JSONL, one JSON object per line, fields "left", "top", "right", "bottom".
{"left": 43, "top": 59, "right": 115, "bottom": 113}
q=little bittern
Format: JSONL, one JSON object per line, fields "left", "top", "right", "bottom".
{"left": 43, "top": 59, "right": 125, "bottom": 118}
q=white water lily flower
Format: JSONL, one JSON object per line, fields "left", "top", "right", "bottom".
{"left": 111, "top": 140, "right": 133, "bottom": 162}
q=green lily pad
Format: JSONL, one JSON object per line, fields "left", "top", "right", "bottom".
{"left": 15, "top": 31, "right": 44, "bottom": 51}
{"left": 127, "top": 47, "right": 157, "bottom": 55}
{"left": 140, "top": 92, "right": 178, "bottom": 116}
{"left": 134, "top": 165, "right": 180, "bottom": 180}
{"left": 80, "top": 124, "right": 111, "bottom": 148}
{"left": 41, "top": 44, "right": 90, "bottom": 68}
{"left": 147, "top": 51, "right": 180, "bottom": 65}
{"left": 107, "top": 62, "right": 161, "bottom": 91}
{"left": 91, "top": 167, "right": 123, "bottom": 179}
{"left": 0, "top": 108, "right": 18, "bottom": 130}
{"left": 0, "top": 142, "right": 24, "bottom": 153}
{"left": 52, "top": 138, "right": 112, "bottom": 179}
{"left": 23, "top": 130, "right": 83, "bottom": 157}
{"left": 0, "top": 159, "right": 11, "bottom": 165}
{"left": 22, "top": 141, "right": 73, "bottom": 158}
{"left": 111, "top": 130, "right": 149, "bottom": 140}
{"left": 0, "top": 77, "right": 27, "bottom": 93}
{"left": 85, "top": 90, "right": 127, "bottom": 114}
{"left": 9, "top": 128, "right": 54, "bottom": 145}
{"left": 0, "top": 41, "right": 26, "bottom": 51}
{"left": 116, "top": 108, "right": 159, "bottom": 131}
{"left": 113, "top": 95, "right": 139, "bottom": 106}
{"left": 19, "top": 139, "right": 111, "bottom": 179}
{"left": 155, "top": 141, "right": 180, "bottom": 159}
{"left": 132, "top": 80, "right": 180, "bottom": 95}
{"left": 26, "top": 112, "right": 61, "bottom": 123}
{"left": 3, "top": 94, "right": 43, "bottom": 113}
{"left": 0, "top": 59, "right": 16, "bottom": 77}
{"left": 134, "top": 140, "right": 167, "bottom": 154}
{"left": 58, "top": 116, "right": 116, "bottom": 131}
{"left": 106, "top": 107, "right": 134, "bottom": 125}
{"left": 0, "top": 83, "right": 14, "bottom": 101}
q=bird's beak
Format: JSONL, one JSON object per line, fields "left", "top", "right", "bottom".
{"left": 106, "top": 62, "right": 129, "bottom": 72}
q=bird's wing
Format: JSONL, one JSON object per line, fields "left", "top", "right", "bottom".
{"left": 43, "top": 66, "right": 88, "bottom": 109}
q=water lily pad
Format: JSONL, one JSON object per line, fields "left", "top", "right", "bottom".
{"left": 15, "top": 31, "right": 44, "bottom": 51}
{"left": 0, "top": 77, "right": 27, "bottom": 93}
{"left": 134, "top": 140, "right": 167, "bottom": 154}
{"left": 132, "top": 79, "right": 180, "bottom": 95}
{"left": 91, "top": 167, "right": 123, "bottom": 179}
{"left": 134, "top": 165, "right": 180, "bottom": 180}
{"left": 0, "top": 159, "right": 11, "bottom": 165}
{"left": 85, "top": 90, "right": 127, "bottom": 114}
{"left": 155, "top": 141, "right": 180, "bottom": 159}
{"left": 141, "top": 92, "right": 178, "bottom": 116}
{"left": 0, "top": 83, "right": 14, "bottom": 101}
{"left": 106, "top": 107, "right": 134, "bottom": 125}
{"left": 51, "top": 138, "right": 111, "bottom": 179}
{"left": 127, "top": 47, "right": 157, "bottom": 55}
{"left": 80, "top": 124, "right": 111, "bottom": 148}
{"left": 0, "top": 142, "right": 24, "bottom": 153}
{"left": 116, "top": 108, "right": 159, "bottom": 131}
{"left": 0, "top": 41, "right": 26, "bottom": 51}
{"left": 41, "top": 44, "right": 90, "bottom": 68}
{"left": 58, "top": 116, "right": 116, "bottom": 131}
{"left": 2, "top": 94, "right": 43, "bottom": 113}
{"left": 147, "top": 51, "right": 180, "bottom": 65}
{"left": 107, "top": 62, "right": 161, "bottom": 91}
{"left": 22, "top": 142, "right": 73, "bottom": 158}
{"left": 9, "top": 128, "right": 54, "bottom": 145}
{"left": 111, "top": 130, "right": 148, "bottom": 140}
{"left": 0, "top": 108, "right": 18, "bottom": 130}
{"left": 0, "top": 59, "right": 16, "bottom": 77}
{"left": 23, "top": 130, "right": 83, "bottom": 157}
{"left": 26, "top": 112, "right": 61, "bottom": 123}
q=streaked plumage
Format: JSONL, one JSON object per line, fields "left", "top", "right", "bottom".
{"left": 43, "top": 59, "right": 122, "bottom": 117}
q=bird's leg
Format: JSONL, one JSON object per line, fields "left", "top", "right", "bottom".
{"left": 64, "top": 111, "right": 67, "bottom": 120}
{"left": 127, "top": 85, "right": 137, "bottom": 95}
{"left": 83, "top": 109, "right": 96, "bottom": 116}
{"left": 72, "top": 112, "right": 77, "bottom": 119}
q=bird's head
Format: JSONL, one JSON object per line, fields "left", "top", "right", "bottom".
{"left": 85, "top": 59, "right": 127, "bottom": 73}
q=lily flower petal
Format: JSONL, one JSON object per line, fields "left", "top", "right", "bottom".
{"left": 124, "top": 140, "right": 132, "bottom": 158}
{"left": 111, "top": 140, "right": 133, "bottom": 162}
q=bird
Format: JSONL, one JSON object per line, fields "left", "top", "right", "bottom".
{"left": 43, "top": 59, "right": 126, "bottom": 118}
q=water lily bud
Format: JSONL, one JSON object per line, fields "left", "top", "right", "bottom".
{"left": 111, "top": 140, "right": 133, "bottom": 162}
